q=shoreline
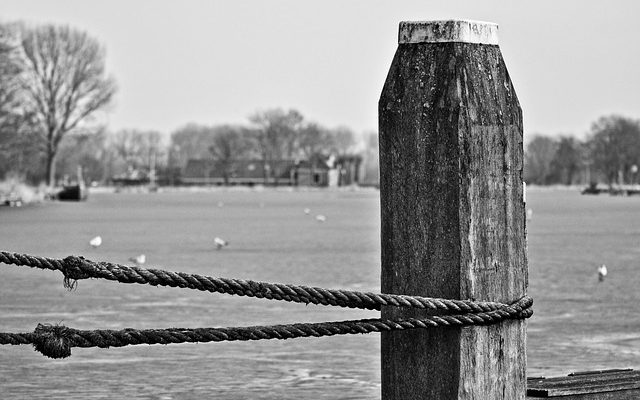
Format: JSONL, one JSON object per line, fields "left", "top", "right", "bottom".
{"left": 89, "top": 184, "right": 381, "bottom": 195}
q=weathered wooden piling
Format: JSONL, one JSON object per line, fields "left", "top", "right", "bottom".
{"left": 379, "top": 20, "right": 527, "bottom": 399}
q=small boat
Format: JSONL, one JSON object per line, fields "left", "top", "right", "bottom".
{"left": 57, "top": 166, "right": 88, "bottom": 201}
{"left": 57, "top": 184, "right": 87, "bottom": 201}
{"left": 1, "top": 192, "right": 22, "bottom": 207}
{"left": 581, "top": 183, "right": 607, "bottom": 195}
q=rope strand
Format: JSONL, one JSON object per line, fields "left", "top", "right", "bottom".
{"left": 0, "top": 251, "right": 533, "bottom": 359}
{"left": 0, "top": 251, "right": 527, "bottom": 314}
{"left": 0, "top": 298, "right": 533, "bottom": 359}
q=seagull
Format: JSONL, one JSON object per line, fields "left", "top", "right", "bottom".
{"left": 304, "top": 208, "right": 311, "bottom": 215}
{"left": 129, "top": 254, "right": 146, "bottom": 265}
{"left": 315, "top": 214, "right": 326, "bottom": 222}
{"left": 89, "top": 236, "right": 102, "bottom": 248}
{"left": 598, "top": 264, "right": 607, "bottom": 282}
{"left": 214, "top": 237, "right": 229, "bottom": 250}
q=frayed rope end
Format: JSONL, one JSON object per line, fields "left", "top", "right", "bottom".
{"left": 63, "top": 276, "right": 78, "bottom": 291}
{"left": 33, "top": 323, "right": 72, "bottom": 359}
{"left": 61, "top": 256, "right": 92, "bottom": 291}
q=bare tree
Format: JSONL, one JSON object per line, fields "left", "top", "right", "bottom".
{"left": 110, "top": 129, "right": 162, "bottom": 172}
{"left": 17, "top": 24, "right": 116, "bottom": 186}
{"left": 208, "top": 125, "right": 253, "bottom": 185}
{"left": 249, "top": 108, "right": 303, "bottom": 184}
{"left": 298, "top": 122, "right": 332, "bottom": 181}
{"left": 587, "top": 115, "right": 640, "bottom": 185}
{"left": 549, "top": 136, "right": 582, "bottom": 185}
{"left": 169, "top": 123, "right": 217, "bottom": 169}
{"left": 0, "top": 24, "right": 22, "bottom": 133}
{"left": 329, "top": 125, "right": 356, "bottom": 155}
{"left": 524, "top": 135, "right": 558, "bottom": 185}
{"left": 56, "top": 128, "right": 108, "bottom": 184}
{"left": 0, "top": 23, "right": 37, "bottom": 179}
{"left": 299, "top": 122, "right": 331, "bottom": 159}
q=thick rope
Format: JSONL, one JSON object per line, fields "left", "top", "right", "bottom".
{"left": 0, "top": 251, "right": 529, "bottom": 315}
{"left": 0, "top": 296, "right": 533, "bottom": 359}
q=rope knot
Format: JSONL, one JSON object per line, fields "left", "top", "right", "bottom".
{"left": 62, "top": 256, "right": 93, "bottom": 289}
{"left": 33, "top": 324, "right": 73, "bottom": 359}
{"left": 510, "top": 295, "right": 534, "bottom": 319}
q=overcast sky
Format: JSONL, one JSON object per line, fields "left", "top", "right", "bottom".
{"left": 2, "top": 0, "right": 639, "bottom": 140}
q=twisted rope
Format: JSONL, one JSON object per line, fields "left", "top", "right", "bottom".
{"left": 0, "top": 251, "right": 528, "bottom": 315}
{"left": 0, "top": 296, "right": 533, "bottom": 359}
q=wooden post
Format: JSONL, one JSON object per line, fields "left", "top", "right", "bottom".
{"left": 379, "top": 20, "right": 527, "bottom": 399}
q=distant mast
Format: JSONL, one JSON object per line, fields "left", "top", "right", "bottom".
{"left": 76, "top": 165, "right": 86, "bottom": 191}
{"left": 149, "top": 149, "right": 158, "bottom": 192}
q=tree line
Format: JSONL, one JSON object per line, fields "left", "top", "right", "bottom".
{"left": 525, "top": 115, "right": 640, "bottom": 186}
{"left": 168, "top": 111, "right": 379, "bottom": 185}
{"left": 74, "top": 114, "right": 378, "bottom": 186}
{"left": 2, "top": 21, "right": 638, "bottom": 188}
{"left": 0, "top": 21, "right": 378, "bottom": 187}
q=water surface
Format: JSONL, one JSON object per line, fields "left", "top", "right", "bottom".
{"left": 1, "top": 188, "right": 639, "bottom": 398}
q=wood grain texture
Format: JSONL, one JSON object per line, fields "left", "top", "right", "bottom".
{"left": 527, "top": 392, "right": 640, "bottom": 400}
{"left": 527, "top": 370, "right": 640, "bottom": 398}
{"left": 379, "top": 42, "right": 526, "bottom": 399}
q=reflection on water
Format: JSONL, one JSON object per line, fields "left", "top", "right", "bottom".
{"left": 1, "top": 189, "right": 640, "bottom": 398}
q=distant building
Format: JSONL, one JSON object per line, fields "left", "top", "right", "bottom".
{"left": 180, "top": 158, "right": 331, "bottom": 186}
{"left": 182, "top": 159, "right": 264, "bottom": 185}
{"left": 111, "top": 166, "right": 150, "bottom": 186}
{"left": 294, "top": 158, "right": 330, "bottom": 186}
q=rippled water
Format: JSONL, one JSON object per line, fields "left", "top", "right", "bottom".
{"left": 1, "top": 188, "right": 639, "bottom": 398}
{"left": 525, "top": 189, "right": 640, "bottom": 376}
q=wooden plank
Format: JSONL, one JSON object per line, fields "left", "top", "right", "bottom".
{"left": 379, "top": 20, "right": 526, "bottom": 400}
{"left": 527, "top": 370, "right": 640, "bottom": 398}
{"left": 568, "top": 369, "right": 634, "bottom": 376}
{"left": 527, "top": 390, "right": 640, "bottom": 400}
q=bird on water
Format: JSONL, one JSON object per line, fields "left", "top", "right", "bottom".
{"left": 597, "top": 264, "right": 607, "bottom": 282}
{"left": 89, "top": 236, "right": 102, "bottom": 248}
{"left": 214, "top": 237, "right": 228, "bottom": 250}
{"left": 129, "top": 254, "right": 146, "bottom": 265}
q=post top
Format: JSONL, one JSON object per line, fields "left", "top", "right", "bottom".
{"left": 399, "top": 20, "right": 499, "bottom": 45}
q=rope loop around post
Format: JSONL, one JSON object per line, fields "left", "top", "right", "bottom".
{"left": 0, "top": 250, "right": 533, "bottom": 359}
{"left": 0, "top": 298, "right": 533, "bottom": 359}
{"left": 2, "top": 251, "right": 531, "bottom": 315}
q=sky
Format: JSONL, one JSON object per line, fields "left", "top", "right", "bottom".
{"left": 2, "top": 0, "right": 640, "bottom": 140}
